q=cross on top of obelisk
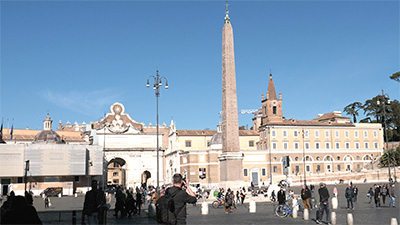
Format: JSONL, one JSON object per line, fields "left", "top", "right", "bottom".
{"left": 224, "top": 1, "right": 231, "bottom": 23}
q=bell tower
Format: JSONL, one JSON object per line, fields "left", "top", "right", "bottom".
{"left": 262, "top": 74, "right": 283, "bottom": 124}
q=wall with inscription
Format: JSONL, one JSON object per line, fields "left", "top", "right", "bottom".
{"left": 0, "top": 144, "right": 25, "bottom": 177}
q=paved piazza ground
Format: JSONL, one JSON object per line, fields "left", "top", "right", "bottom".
{"left": 31, "top": 183, "right": 400, "bottom": 225}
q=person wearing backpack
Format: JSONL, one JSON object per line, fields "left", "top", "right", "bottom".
{"left": 156, "top": 173, "right": 196, "bottom": 225}
{"left": 224, "top": 189, "right": 234, "bottom": 214}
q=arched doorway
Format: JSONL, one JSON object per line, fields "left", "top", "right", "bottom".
{"left": 141, "top": 170, "right": 151, "bottom": 188}
{"left": 107, "top": 158, "right": 126, "bottom": 188}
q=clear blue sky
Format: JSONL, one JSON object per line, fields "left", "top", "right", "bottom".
{"left": 1, "top": 1, "right": 399, "bottom": 131}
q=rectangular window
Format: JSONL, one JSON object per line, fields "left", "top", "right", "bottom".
{"left": 335, "top": 131, "right": 339, "bottom": 138}
{"left": 249, "top": 141, "right": 254, "bottom": 147}
{"left": 294, "top": 130, "right": 298, "bottom": 138}
{"left": 243, "top": 168, "right": 248, "bottom": 177}
{"left": 283, "top": 130, "right": 287, "bottom": 138}
{"left": 17, "top": 177, "right": 23, "bottom": 183}
{"left": 306, "top": 165, "right": 311, "bottom": 172}
{"left": 337, "top": 165, "right": 341, "bottom": 171}
{"left": 364, "top": 142, "right": 369, "bottom": 149}
{"left": 272, "top": 142, "right": 277, "bottom": 150}
{"left": 316, "top": 165, "right": 321, "bottom": 172}
{"left": 257, "top": 144, "right": 260, "bottom": 150}
{"left": 325, "top": 131, "right": 330, "bottom": 138}
{"left": 272, "top": 130, "right": 276, "bottom": 138}
{"left": 355, "top": 142, "right": 360, "bottom": 149}
{"left": 305, "top": 142, "right": 310, "bottom": 150}
{"left": 325, "top": 142, "right": 330, "bottom": 149}
{"left": 265, "top": 131, "right": 267, "bottom": 138}
{"left": 273, "top": 166, "right": 278, "bottom": 173}
{"left": 75, "top": 176, "right": 80, "bottom": 182}
{"left": 345, "top": 142, "right": 350, "bottom": 149}
{"left": 335, "top": 142, "right": 340, "bottom": 149}
{"left": 304, "top": 130, "right": 309, "bottom": 138}
{"left": 374, "top": 142, "right": 378, "bottom": 149}
{"left": 315, "top": 131, "right": 319, "bottom": 138}
{"left": 364, "top": 131, "right": 368, "bottom": 138}
{"left": 345, "top": 131, "right": 349, "bottom": 138}
{"left": 355, "top": 131, "right": 359, "bottom": 138}
{"left": 295, "top": 166, "right": 299, "bottom": 173}
{"left": 261, "top": 168, "right": 266, "bottom": 176}
{"left": 315, "top": 142, "right": 320, "bottom": 149}
{"left": 113, "top": 172, "right": 119, "bottom": 176}
{"left": 273, "top": 106, "right": 277, "bottom": 114}
{"left": 261, "top": 143, "right": 264, "bottom": 150}
{"left": 283, "top": 142, "right": 288, "bottom": 150}
{"left": 185, "top": 141, "right": 192, "bottom": 147}
{"left": 373, "top": 131, "right": 377, "bottom": 138}
{"left": 294, "top": 142, "right": 299, "bottom": 149}
{"left": 265, "top": 143, "right": 267, "bottom": 150}
{"left": 260, "top": 132, "right": 263, "bottom": 139}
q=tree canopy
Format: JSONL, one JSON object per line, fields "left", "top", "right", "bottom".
{"left": 390, "top": 71, "right": 400, "bottom": 83}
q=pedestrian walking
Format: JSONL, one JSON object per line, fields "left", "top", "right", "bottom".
{"left": 389, "top": 183, "right": 396, "bottom": 208}
{"left": 381, "top": 184, "right": 388, "bottom": 205}
{"left": 277, "top": 186, "right": 286, "bottom": 206}
{"left": 224, "top": 188, "right": 234, "bottom": 214}
{"left": 136, "top": 187, "right": 142, "bottom": 215}
{"left": 82, "top": 180, "right": 106, "bottom": 225}
{"left": 301, "top": 185, "right": 311, "bottom": 210}
{"left": 345, "top": 183, "right": 354, "bottom": 210}
{"left": 114, "top": 188, "right": 126, "bottom": 218}
{"left": 271, "top": 190, "right": 276, "bottom": 202}
{"left": 353, "top": 185, "right": 358, "bottom": 202}
{"left": 240, "top": 188, "right": 246, "bottom": 204}
{"left": 367, "top": 187, "right": 374, "bottom": 204}
{"left": 44, "top": 196, "right": 50, "bottom": 209}
{"left": 316, "top": 183, "right": 331, "bottom": 225}
{"left": 374, "top": 184, "right": 381, "bottom": 208}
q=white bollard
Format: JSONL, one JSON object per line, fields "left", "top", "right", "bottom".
{"left": 303, "top": 208, "right": 309, "bottom": 220}
{"left": 347, "top": 213, "right": 354, "bottom": 225}
{"left": 249, "top": 200, "right": 256, "bottom": 213}
{"left": 331, "top": 211, "right": 337, "bottom": 225}
{"left": 201, "top": 202, "right": 208, "bottom": 215}
{"left": 293, "top": 207, "right": 298, "bottom": 218}
{"left": 42, "top": 193, "right": 45, "bottom": 198}
{"left": 74, "top": 193, "right": 77, "bottom": 198}
{"left": 391, "top": 218, "right": 398, "bottom": 225}
{"left": 58, "top": 193, "right": 61, "bottom": 198}
{"left": 148, "top": 203, "right": 156, "bottom": 217}
{"left": 332, "top": 197, "right": 338, "bottom": 209}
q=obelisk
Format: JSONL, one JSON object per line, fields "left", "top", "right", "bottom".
{"left": 219, "top": 2, "right": 243, "bottom": 189}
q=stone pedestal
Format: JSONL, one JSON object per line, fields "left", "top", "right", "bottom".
{"left": 219, "top": 152, "right": 244, "bottom": 189}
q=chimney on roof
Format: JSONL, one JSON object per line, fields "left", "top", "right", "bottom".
{"left": 318, "top": 114, "right": 323, "bottom": 117}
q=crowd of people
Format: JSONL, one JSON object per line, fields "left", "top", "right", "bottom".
{"left": 0, "top": 191, "right": 42, "bottom": 224}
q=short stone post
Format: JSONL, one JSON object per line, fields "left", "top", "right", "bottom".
{"left": 74, "top": 193, "right": 77, "bottom": 198}
{"left": 347, "top": 213, "right": 354, "bottom": 225}
{"left": 201, "top": 202, "right": 208, "bottom": 215}
{"left": 391, "top": 218, "right": 398, "bottom": 225}
{"left": 58, "top": 193, "right": 62, "bottom": 198}
{"left": 303, "top": 208, "right": 309, "bottom": 220}
{"left": 148, "top": 203, "right": 156, "bottom": 218}
{"left": 331, "top": 211, "right": 337, "bottom": 225}
{"left": 249, "top": 200, "right": 256, "bottom": 213}
{"left": 42, "top": 193, "right": 45, "bottom": 198}
{"left": 292, "top": 207, "right": 298, "bottom": 218}
{"left": 332, "top": 197, "right": 338, "bottom": 209}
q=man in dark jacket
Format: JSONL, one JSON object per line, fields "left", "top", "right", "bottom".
{"left": 345, "top": 183, "right": 354, "bottom": 209}
{"left": 277, "top": 186, "right": 286, "bottom": 205}
{"left": 301, "top": 185, "right": 311, "bottom": 210}
{"left": 166, "top": 173, "right": 197, "bottom": 225}
{"left": 374, "top": 184, "right": 381, "bottom": 207}
{"left": 317, "top": 183, "right": 331, "bottom": 225}
{"left": 82, "top": 180, "right": 106, "bottom": 224}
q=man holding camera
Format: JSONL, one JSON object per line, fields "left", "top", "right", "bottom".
{"left": 166, "top": 173, "right": 197, "bottom": 225}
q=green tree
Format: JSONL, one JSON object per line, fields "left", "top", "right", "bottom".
{"left": 390, "top": 71, "right": 400, "bottom": 83}
{"left": 379, "top": 145, "right": 400, "bottom": 168}
{"left": 363, "top": 95, "right": 391, "bottom": 125}
{"left": 343, "top": 102, "right": 363, "bottom": 123}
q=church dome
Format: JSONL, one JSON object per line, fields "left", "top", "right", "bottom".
{"left": 210, "top": 132, "right": 222, "bottom": 145}
{"left": 33, "top": 130, "right": 64, "bottom": 144}
{"left": 33, "top": 114, "right": 65, "bottom": 144}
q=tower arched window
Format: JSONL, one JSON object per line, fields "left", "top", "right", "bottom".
{"left": 273, "top": 106, "right": 277, "bottom": 114}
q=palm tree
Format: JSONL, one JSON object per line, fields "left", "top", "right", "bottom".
{"left": 343, "top": 102, "right": 363, "bottom": 123}
{"left": 390, "top": 71, "right": 400, "bottom": 83}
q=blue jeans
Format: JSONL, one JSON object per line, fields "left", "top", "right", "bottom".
{"left": 390, "top": 197, "right": 396, "bottom": 207}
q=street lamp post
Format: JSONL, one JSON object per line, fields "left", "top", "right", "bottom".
{"left": 146, "top": 70, "right": 168, "bottom": 190}
{"left": 391, "top": 126, "right": 397, "bottom": 182}
{"left": 302, "top": 129, "right": 306, "bottom": 186}
{"left": 267, "top": 126, "right": 273, "bottom": 185}
{"left": 377, "top": 90, "right": 391, "bottom": 182}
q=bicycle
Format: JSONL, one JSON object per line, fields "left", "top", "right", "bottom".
{"left": 212, "top": 199, "right": 225, "bottom": 208}
{"left": 275, "top": 200, "right": 301, "bottom": 218}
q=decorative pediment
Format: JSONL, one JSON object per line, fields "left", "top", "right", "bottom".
{"left": 91, "top": 102, "right": 144, "bottom": 134}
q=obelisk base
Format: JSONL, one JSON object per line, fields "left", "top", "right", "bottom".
{"left": 218, "top": 152, "right": 244, "bottom": 190}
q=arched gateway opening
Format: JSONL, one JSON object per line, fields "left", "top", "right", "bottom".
{"left": 107, "top": 158, "right": 126, "bottom": 188}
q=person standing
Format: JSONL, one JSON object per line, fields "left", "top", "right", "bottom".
{"left": 277, "top": 186, "right": 286, "bottom": 206}
{"left": 136, "top": 187, "right": 142, "bottom": 215}
{"left": 301, "top": 185, "right": 311, "bottom": 210}
{"left": 44, "top": 196, "right": 50, "bottom": 209}
{"left": 389, "top": 183, "right": 396, "bottom": 208}
{"left": 368, "top": 187, "right": 374, "bottom": 204}
{"left": 345, "top": 183, "right": 354, "bottom": 210}
{"left": 240, "top": 188, "right": 246, "bottom": 204}
{"left": 381, "top": 184, "right": 388, "bottom": 205}
{"left": 332, "top": 184, "right": 338, "bottom": 198}
{"left": 374, "top": 184, "right": 381, "bottom": 208}
{"left": 224, "top": 188, "right": 234, "bottom": 214}
{"left": 353, "top": 185, "right": 358, "bottom": 202}
{"left": 316, "top": 183, "right": 331, "bottom": 225}
{"left": 82, "top": 180, "right": 106, "bottom": 225}
{"left": 165, "top": 173, "right": 197, "bottom": 225}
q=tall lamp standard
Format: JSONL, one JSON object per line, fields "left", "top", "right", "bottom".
{"left": 390, "top": 126, "right": 397, "bottom": 182}
{"left": 302, "top": 129, "right": 306, "bottom": 186}
{"left": 377, "top": 90, "right": 391, "bottom": 182}
{"left": 146, "top": 70, "right": 169, "bottom": 190}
